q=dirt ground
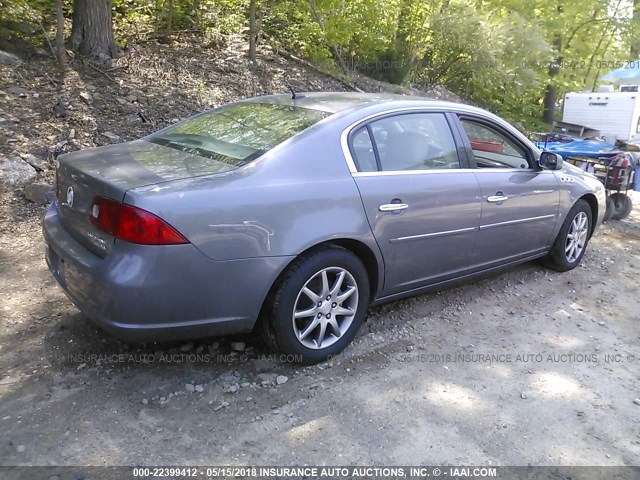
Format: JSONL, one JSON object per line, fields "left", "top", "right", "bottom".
{"left": 0, "top": 190, "right": 638, "bottom": 467}
{"left": 1, "top": 41, "right": 640, "bottom": 468}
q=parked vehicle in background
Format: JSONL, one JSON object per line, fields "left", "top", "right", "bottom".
{"left": 43, "top": 93, "right": 606, "bottom": 363}
{"left": 562, "top": 86, "right": 640, "bottom": 144}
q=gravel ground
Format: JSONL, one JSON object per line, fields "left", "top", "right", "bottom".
{"left": 1, "top": 190, "right": 639, "bottom": 467}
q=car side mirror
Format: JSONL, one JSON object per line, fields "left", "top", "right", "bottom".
{"left": 539, "top": 151, "right": 563, "bottom": 170}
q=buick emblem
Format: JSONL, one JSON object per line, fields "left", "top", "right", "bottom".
{"left": 66, "top": 186, "right": 74, "bottom": 207}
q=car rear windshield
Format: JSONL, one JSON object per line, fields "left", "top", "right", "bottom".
{"left": 146, "top": 102, "right": 331, "bottom": 167}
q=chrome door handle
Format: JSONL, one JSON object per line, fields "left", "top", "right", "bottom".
{"left": 487, "top": 195, "right": 509, "bottom": 203}
{"left": 379, "top": 203, "right": 409, "bottom": 212}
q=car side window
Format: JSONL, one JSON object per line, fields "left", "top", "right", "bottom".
{"left": 372, "top": 113, "right": 459, "bottom": 171}
{"left": 350, "top": 127, "right": 378, "bottom": 172}
{"left": 354, "top": 113, "right": 459, "bottom": 172}
{"left": 459, "top": 119, "right": 531, "bottom": 169}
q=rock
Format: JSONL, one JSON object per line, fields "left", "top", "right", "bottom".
{"left": 125, "top": 94, "right": 137, "bottom": 103}
{"left": 231, "top": 341, "right": 246, "bottom": 352}
{"left": 0, "top": 156, "right": 37, "bottom": 187}
{"left": 8, "top": 86, "right": 28, "bottom": 97}
{"left": 100, "top": 132, "right": 122, "bottom": 143}
{"left": 24, "top": 183, "right": 55, "bottom": 205}
{"left": 79, "top": 92, "right": 93, "bottom": 105}
{"left": 20, "top": 154, "right": 48, "bottom": 172}
{"left": 16, "top": 445, "right": 25, "bottom": 453}
{"left": 0, "top": 51, "right": 22, "bottom": 65}
{"left": 598, "top": 321, "right": 606, "bottom": 326}
{"left": 195, "top": 385, "right": 204, "bottom": 393}
{"left": 53, "top": 102, "right": 66, "bottom": 118}
{"left": 276, "top": 375, "right": 289, "bottom": 385}
{"left": 180, "top": 342, "right": 194, "bottom": 352}
{"left": 221, "top": 401, "right": 229, "bottom": 407}
{"left": 246, "top": 396, "right": 253, "bottom": 402}
{"left": 634, "top": 398, "right": 640, "bottom": 405}
{"left": 228, "top": 385, "right": 238, "bottom": 393}
{"left": 520, "top": 392, "right": 528, "bottom": 399}
{"left": 142, "top": 399, "right": 148, "bottom": 405}
{"left": 115, "top": 97, "right": 127, "bottom": 106}
{"left": 0, "top": 113, "right": 20, "bottom": 125}
{"left": 185, "top": 383, "right": 195, "bottom": 393}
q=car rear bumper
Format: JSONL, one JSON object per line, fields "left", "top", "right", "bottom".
{"left": 43, "top": 202, "right": 293, "bottom": 342}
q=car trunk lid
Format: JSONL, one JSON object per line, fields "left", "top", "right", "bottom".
{"left": 55, "top": 140, "right": 239, "bottom": 256}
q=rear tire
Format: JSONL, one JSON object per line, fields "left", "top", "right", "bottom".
{"left": 260, "top": 245, "right": 369, "bottom": 364}
{"left": 543, "top": 199, "right": 592, "bottom": 272}
{"left": 607, "top": 193, "right": 633, "bottom": 220}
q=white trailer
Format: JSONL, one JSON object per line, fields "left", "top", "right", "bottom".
{"left": 562, "top": 88, "right": 640, "bottom": 143}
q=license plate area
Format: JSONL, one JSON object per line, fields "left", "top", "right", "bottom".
{"left": 47, "top": 245, "right": 67, "bottom": 287}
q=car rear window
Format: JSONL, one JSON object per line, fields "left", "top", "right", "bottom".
{"left": 146, "top": 102, "right": 331, "bottom": 167}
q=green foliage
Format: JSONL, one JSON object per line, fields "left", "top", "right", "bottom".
{"left": 0, "top": 0, "right": 61, "bottom": 49}
{"left": 2, "top": 0, "right": 638, "bottom": 126}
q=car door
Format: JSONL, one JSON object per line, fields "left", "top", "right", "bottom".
{"left": 454, "top": 114, "right": 561, "bottom": 270}
{"left": 347, "top": 111, "right": 482, "bottom": 296}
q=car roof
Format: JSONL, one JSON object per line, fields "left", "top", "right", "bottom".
{"left": 247, "top": 91, "right": 463, "bottom": 114}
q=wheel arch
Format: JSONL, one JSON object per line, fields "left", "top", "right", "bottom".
{"left": 256, "top": 238, "right": 383, "bottom": 330}
{"left": 579, "top": 193, "right": 598, "bottom": 237}
{"left": 282, "top": 239, "right": 381, "bottom": 299}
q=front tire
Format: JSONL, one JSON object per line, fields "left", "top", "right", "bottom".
{"left": 261, "top": 245, "right": 370, "bottom": 364}
{"left": 544, "top": 199, "right": 592, "bottom": 272}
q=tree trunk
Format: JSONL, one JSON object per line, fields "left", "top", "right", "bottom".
{"left": 248, "top": 0, "right": 257, "bottom": 62}
{"left": 542, "top": 83, "right": 557, "bottom": 125}
{"left": 165, "top": 0, "right": 174, "bottom": 38}
{"left": 70, "top": 0, "right": 118, "bottom": 60}
{"left": 55, "top": 0, "right": 66, "bottom": 68}
{"left": 632, "top": 0, "right": 640, "bottom": 58}
{"left": 543, "top": 32, "right": 562, "bottom": 125}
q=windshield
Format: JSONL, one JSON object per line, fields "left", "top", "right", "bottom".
{"left": 146, "top": 102, "right": 331, "bottom": 168}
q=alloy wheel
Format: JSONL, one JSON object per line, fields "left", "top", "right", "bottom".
{"left": 291, "top": 267, "right": 359, "bottom": 350}
{"left": 565, "top": 211, "right": 589, "bottom": 263}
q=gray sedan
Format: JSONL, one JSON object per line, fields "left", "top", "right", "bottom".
{"left": 43, "top": 93, "right": 606, "bottom": 363}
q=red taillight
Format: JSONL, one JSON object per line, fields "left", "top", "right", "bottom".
{"left": 90, "top": 196, "right": 188, "bottom": 245}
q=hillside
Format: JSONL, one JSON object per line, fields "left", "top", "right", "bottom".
{"left": 0, "top": 36, "right": 461, "bottom": 177}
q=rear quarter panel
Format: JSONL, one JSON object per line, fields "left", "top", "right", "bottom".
{"left": 126, "top": 120, "right": 382, "bottom": 271}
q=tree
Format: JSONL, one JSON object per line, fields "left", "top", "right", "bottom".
{"left": 164, "top": 0, "right": 175, "bottom": 40}
{"left": 55, "top": 0, "right": 66, "bottom": 68}
{"left": 70, "top": 0, "right": 118, "bottom": 60}
{"left": 249, "top": 0, "right": 257, "bottom": 62}
{"left": 632, "top": 0, "right": 640, "bottom": 58}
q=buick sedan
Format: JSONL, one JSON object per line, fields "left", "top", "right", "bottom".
{"left": 43, "top": 93, "right": 606, "bottom": 363}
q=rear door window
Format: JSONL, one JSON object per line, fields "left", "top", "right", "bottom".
{"left": 351, "top": 113, "right": 460, "bottom": 172}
